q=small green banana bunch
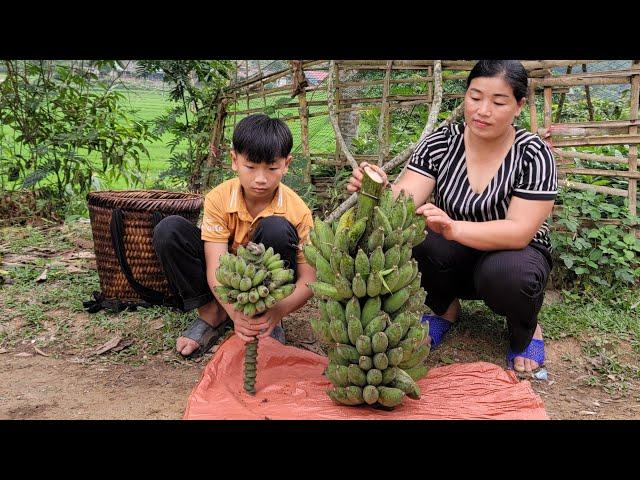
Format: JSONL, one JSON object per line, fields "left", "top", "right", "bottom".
{"left": 214, "top": 241, "right": 297, "bottom": 396}
{"left": 305, "top": 189, "right": 431, "bottom": 408}
{"left": 214, "top": 242, "right": 296, "bottom": 317}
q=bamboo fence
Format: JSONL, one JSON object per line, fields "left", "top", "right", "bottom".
{"left": 203, "top": 60, "right": 639, "bottom": 235}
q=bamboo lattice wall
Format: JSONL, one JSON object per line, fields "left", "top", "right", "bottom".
{"left": 203, "top": 60, "right": 640, "bottom": 234}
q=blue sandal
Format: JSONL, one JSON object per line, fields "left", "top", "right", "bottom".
{"left": 506, "top": 338, "right": 545, "bottom": 370}
{"left": 420, "top": 314, "right": 453, "bottom": 348}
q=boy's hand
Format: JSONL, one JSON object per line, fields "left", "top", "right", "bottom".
{"left": 347, "top": 162, "right": 388, "bottom": 193}
{"left": 228, "top": 310, "right": 265, "bottom": 343}
{"left": 255, "top": 304, "right": 286, "bottom": 340}
{"left": 229, "top": 305, "right": 285, "bottom": 343}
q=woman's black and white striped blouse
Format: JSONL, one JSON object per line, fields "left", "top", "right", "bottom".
{"left": 407, "top": 123, "right": 558, "bottom": 251}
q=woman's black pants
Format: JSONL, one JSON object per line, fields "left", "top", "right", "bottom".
{"left": 412, "top": 228, "right": 553, "bottom": 353}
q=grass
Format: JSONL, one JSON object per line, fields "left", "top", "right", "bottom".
{"left": 0, "top": 221, "right": 197, "bottom": 363}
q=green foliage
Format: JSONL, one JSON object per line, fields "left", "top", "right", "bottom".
{"left": 551, "top": 189, "right": 640, "bottom": 288}
{"left": 136, "top": 60, "right": 234, "bottom": 191}
{"left": 0, "top": 60, "right": 158, "bottom": 210}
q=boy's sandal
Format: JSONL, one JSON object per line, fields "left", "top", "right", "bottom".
{"left": 181, "top": 317, "right": 230, "bottom": 358}
{"left": 506, "top": 338, "right": 545, "bottom": 370}
{"left": 420, "top": 314, "right": 453, "bottom": 348}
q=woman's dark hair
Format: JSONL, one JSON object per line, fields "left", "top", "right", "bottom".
{"left": 232, "top": 114, "right": 293, "bottom": 164}
{"left": 467, "top": 60, "right": 528, "bottom": 101}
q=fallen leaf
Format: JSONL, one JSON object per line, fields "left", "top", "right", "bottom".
{"left": 440, "top": 356, "right": 455, "bottom": 365}
{"left": 65, "top": 265, "right": 86, "bottom": 274}
{"left": 64, "top": 251, "right": 95, "bottom": 260}
{"left": 15, "top": 352, "right": 33, "bottom": 357}
{"left": 73, "top": 238, "right": 94, "bottom": 250}
{"left": 0, "top": 348, "right": 9, "bottom": 354}
{"left": 1, "top": 254, "right": 39, "bottom": 266}
{"left": 151, "top": 319, "right": 164, "bottom": 330}
{"left": 24, "top": 246, "right": 57, "bottom": 256}
{"left": 579, "top": 410, "right": 597, "bottom": 415}
{"left": 35, "top": 267, "right": 49, "bottom": 283}
{"left": 93, "top": 335, "right": 123, "bottom": 355}
{"left": 34, "top": 346, "right": 50, "bottom": 357}
{"left": 111, "top": 339, "right": 133, "bottom": 353}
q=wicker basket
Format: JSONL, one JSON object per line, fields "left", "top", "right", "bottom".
{"left": 87, "top": 190, "right": 203, "bottom": 307}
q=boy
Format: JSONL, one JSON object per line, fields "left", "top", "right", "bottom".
{"left": 153, "top": 114, "right": 316, "bottom": 357}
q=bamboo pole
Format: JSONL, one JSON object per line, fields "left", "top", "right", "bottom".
{"left": 377, "top": 60, "right": 393, "bottom": 166}
{"left": 582, "top": 64, "right": 595, "bottom": 122}
{"left": 245, "top": 84, "right": 324, "bottom": 101}
{"left": 257, "top": 61, "right": 267, "bottom": 109}
{"left": 419, "top": 60, "right": 443, "bottom": 140}
{"left": 204, "top": 97, "right": 228, "bottom": 189}
{"left": 543, "top": 87, "right": 552, "bottom": 130}
{"left": 229, "top": 100, "right": 327, "bottom": 116}
{"left": 550, "top": 126, "right": 632, "bottom": 136}
{"left": 520, "top": 60, "right": 595, "bottom": 70}
{"left": 228, "top": 60, "right": 321, "bottom": 92}
{"left": 336, "top": 60, "right": 592, "bottom": 71}
{"left": 532, "top": 71, "right": 637, "bottom": 87}
{"left": 291, "top": 61, "right": 311, "bottom": 183}
{"left": 558, "top": 168, "right": 640, "bottom": 179}
{"left": 427, "top": 65, "right": 433, "bottom": 103}
{"left": 629, "top": 61, "right": 639, "bottom": 219}
{"left": 553, "top": 148, "right": 629, "bottom": 165}
{"left": 553, "top": 119, "right": 639, "bottom": 129}
{"left": 327, "top": 60, "right": 358, "bottom": 170}
{"left": 551, "top": 135, "right": 640, "bottom": 147}
{"left": 528, "top": 80, "right": 538, "bottom": 134}
{"left": 245, "top": 60, "right": 250, "bottom": 111}
{"left": 559, "top": 180, "right": 628, "bottom": 197}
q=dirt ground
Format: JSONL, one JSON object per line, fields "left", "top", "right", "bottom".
{"left": 1, "top": 220, "right": 638, "bottom": 419}
{"left": 1, "top": 303, "right": 638, "bottom": 420}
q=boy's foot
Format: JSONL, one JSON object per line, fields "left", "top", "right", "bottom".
{"left": 511, "top": 325, "right": 544, "bottom": 373}
{"left": 177, "top": 301, "right": 228, "bottom": 357}
{"left": 177, "top": 317, "right": 227, "bottom": 357}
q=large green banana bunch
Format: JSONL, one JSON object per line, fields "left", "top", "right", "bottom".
{"left": 306, "top": 187, "right": 430, "bottom": 409}
{"left": 214, "top": 241, "right": 296, "bottom": 395}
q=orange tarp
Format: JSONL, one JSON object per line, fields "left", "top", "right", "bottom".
{"left": 184, "top": 335, "right": 548, "bottom": 420}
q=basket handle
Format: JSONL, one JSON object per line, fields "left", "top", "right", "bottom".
{"left": 110, "top": 208, "right": 167, "bottom": 305}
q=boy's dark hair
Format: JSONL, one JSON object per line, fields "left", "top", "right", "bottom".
{"left": 232, "top": 114, "right": 293, "bottom": 164}
{"left": 467, "top": 60, "right": 529, "bottom": 102}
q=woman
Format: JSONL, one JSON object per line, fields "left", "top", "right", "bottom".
{"left": 347, "top": 60, "right": 557, "bottom": 373}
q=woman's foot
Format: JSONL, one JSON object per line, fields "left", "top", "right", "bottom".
{"left": 512, "top": 324, "right": 544, "bottom": 373}
{"left": 426, "top": 299, "right": 460, "bottom": 346}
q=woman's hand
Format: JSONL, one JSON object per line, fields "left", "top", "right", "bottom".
{"left": 416, "top": 203, "right": 459, "bottom": 241}
{"left": 346, "top": 162, "right": 388, "bottom": 193}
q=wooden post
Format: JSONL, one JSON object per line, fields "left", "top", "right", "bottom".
{"left": 528, "top": 80, "right": 538, "bottom": 133}
{"left": 378, "top": 60, "right": 393, "bottom": 165}
{"left": 554, "top": 65, "right": 573, "bottom": 122}
{"left": 583, "top": 64, "right": 595, "bottom": 122}
{"left": 257, "top": 61, "right": 267, "bottom": 109}
{"left": 204, "top": 96, "right": 228, "bottom": 189}
{"left": 629, "top": 60, "right": 639, "bottom": 224}
{"left": 543, "top": 87, "right": 553, "bottom": 131}
{"left": 291, "top": 60, "right": 311, "bottom": 182}
{"left": 245, "top": 60, "right": 250, "bottom": 111}
{"left": 334, "top": 62, "right": 342, "bottom": 165}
